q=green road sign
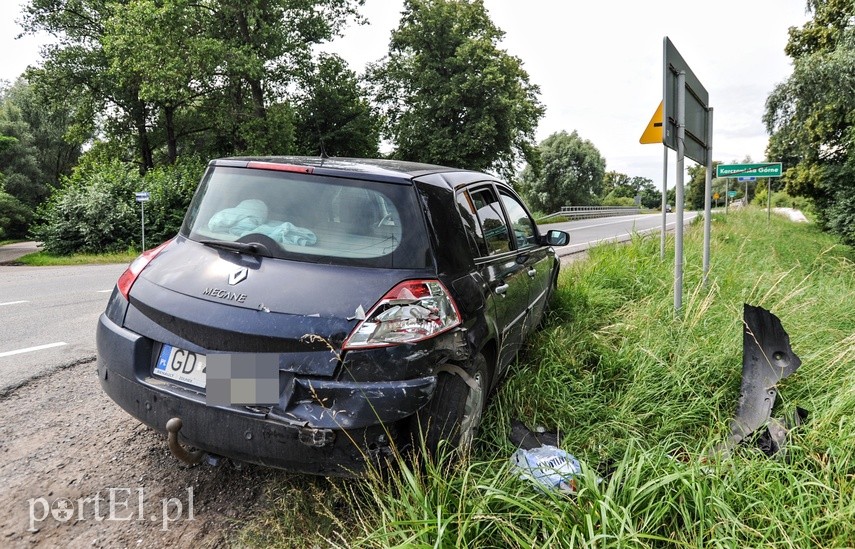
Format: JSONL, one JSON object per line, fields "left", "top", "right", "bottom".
{"left": 727, "top": 190, "right": 737, "bottom": 197}
{"left": 716, "top": 163, "right": 782, "bottom": 178}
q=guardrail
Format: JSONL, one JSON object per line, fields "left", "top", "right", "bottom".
{"left": 539, "top": 206, "right": 641, "bottom": 222}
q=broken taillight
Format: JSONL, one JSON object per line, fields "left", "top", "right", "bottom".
{"left": 117, "top": 239, "right": 172, "bottom": 300}
{"left": 343, "top": 280, "right": 461, "bottom": 349}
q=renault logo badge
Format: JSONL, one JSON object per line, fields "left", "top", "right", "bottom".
{"left": 228, "top": 267, "right": 248, "bottom": 286}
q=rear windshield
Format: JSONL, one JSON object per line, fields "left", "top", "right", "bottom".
{"left": 181, "top": 166, "right": 431, "bottom": 268}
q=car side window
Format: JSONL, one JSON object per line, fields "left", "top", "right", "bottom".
{"left": 456, "top": 191, "right": 489, "bottom": 257}
{"left": 470, "top": 187, "right": 510, "bottom": 256}
{"left": 499, "top": 190, "right": 537, "bottom": 249}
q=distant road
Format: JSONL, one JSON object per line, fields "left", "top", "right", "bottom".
{"left": 0, "top": 241, "right": 40, "bottom": 264}
{"left": 541, "top": 211, "right": 700, "bottom": 257}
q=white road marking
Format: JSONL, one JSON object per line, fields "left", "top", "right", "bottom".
{"left": 0, "top": 342, "right": 68, "bottom": 358}
{"left": 0, "top": 300, "right": 29, "bottom": 306}
{"left": 564, "top": 215, "right": 698, "bottom": 252}
{"left": 96, "top": 290, "right": 113, "bottom": 293}
{"left": 563, "top": 214, "right": 654, "bottom": 232}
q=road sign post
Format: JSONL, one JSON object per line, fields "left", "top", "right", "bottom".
{"left": 674, "top": 70, "right": 686, "bottom": 312}
{"left": 642, "top": 37, "right": 712, "bottom": 308}
{"left": 768, "top": 179, "right": 772, "bottom": 221}
{"left": 702, "top": 108, "right": 713, "bottom": 286}
{"left": 664, "top": 37, "right": 711, "bottom": 312}
{"left": 661, "top": 147, "right": 667, "bottom": 260}
{"left": 135, "top": 191, "right": 150, "bottom": 251}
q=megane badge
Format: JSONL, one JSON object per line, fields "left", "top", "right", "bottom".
{"left": 228, "top": 267, "right": 248, "bottom": 286}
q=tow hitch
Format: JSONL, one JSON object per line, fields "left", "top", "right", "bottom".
{"left": 166, "top": 417, "right": 204, "bottom": 465}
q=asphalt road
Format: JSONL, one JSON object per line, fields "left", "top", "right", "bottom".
{"left": 0, "top": 212, "right": 698, "bottom": 393}
{"left": 0, "top": 264, "right": 126, "bottom": 393}
{"left": 542, "top": 211, "right": 700, "bottom": 256}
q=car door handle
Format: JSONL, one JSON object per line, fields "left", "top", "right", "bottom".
{"left": 527, "top": 269, "right": 537, "bottom": 277}
{"left": 494, "top": 283, "right": 509, "bottom": 296}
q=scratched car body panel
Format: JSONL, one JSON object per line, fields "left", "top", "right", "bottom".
{"left": 96, "top": 156, "right": 568, "bottom": 476}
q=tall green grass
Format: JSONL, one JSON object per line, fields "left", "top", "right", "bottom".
{"left": 15, "top": 249, "right": 138, "bottom": 265}
{"left": 240, "top": 208, "right": 855, "bottom": 548}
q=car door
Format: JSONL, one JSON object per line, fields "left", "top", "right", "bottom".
{"left": 462, "top": 185, "right": 532, "bottom": 369}
{"left": 496, "top": 187, "right": 556, "bottom": 330}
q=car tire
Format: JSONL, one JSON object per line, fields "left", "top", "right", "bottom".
{"left": 536, "top": 266, "right": 559, "bottom": 331}
{"left": 415, "top": 353, "right": 490, "bottom": 456}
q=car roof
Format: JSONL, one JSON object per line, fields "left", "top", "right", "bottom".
{"left": 211, "top": 156, "right": 497, "bottom": 189}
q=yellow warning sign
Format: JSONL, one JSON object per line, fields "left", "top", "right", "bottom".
{"left": 639, "top": 101, "right": 664, "bottom": 144}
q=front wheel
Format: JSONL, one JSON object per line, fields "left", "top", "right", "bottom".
{"left": 415, "top": 353, "right": 490, "bottom": 455}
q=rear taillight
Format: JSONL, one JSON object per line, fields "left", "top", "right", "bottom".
{"left": 117, "top": 240, "right": 172, "bottom": 300}
{"left": 343, "top": 280, "right": 461, "bottom": 349}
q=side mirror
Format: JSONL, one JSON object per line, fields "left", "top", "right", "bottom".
{"left": 543, "top": 229, "right": 569, "bottom": 247}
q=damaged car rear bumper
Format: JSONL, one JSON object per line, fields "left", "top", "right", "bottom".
{"left": 96, "top": 313, "right": 437, "bottom": 475}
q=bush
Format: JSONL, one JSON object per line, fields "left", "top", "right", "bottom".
{"left": 752, "top": 188, "right": 812, "bottom": 212}
{"left": 601, "top": 194, "right": 636, "bottom": 207}
{"left": 32, "top": 157, "right": 204, "bottom": 255}
{"left": 0, "top": 191, "right": 33, "bottom": 239}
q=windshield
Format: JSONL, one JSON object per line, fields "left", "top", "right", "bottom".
{"left": 181, "top": 166, "right": 431, "bottom": 269}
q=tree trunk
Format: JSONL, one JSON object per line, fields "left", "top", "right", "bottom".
{"left": 164, "top": 105, "right": 177, "bottom": 164}
{"left": 248, "top": 79, "right": 266, "bottom": 118}
{"left": 136, "top": 112, "right": 154, "bottom": 174}
{"left": 235, "top": 9, "right": 266, "bottom": 118}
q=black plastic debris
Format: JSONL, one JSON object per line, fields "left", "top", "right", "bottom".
{"left": 754, "top": 406, "right": 808, "bottom": 458}
{"left": 509, "top": 419, "right": 561, "bottom": 450}
{"left": 720, "top": 304, "right": 806, "bottom": 457}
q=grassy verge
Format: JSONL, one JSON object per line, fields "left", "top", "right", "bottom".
{"left": 536, "top": 214, "right": 570, "bottom": 224}
{"left": 16, "top": 250, "right": 138, "bottom": 266}
{"left": 239, "top": 207, "right": 855, "bottom": 547}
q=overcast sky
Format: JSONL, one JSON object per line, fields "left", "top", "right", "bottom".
{"left": 1, "top": 0, "right": 810, "bottom": 185}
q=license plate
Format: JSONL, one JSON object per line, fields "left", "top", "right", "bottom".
{"left": 154, "top": 345, "right": 206, "bottom": 389}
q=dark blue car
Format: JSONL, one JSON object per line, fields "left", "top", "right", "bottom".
{"left": 96, "top": 157, "right": 568, "bottom": 476}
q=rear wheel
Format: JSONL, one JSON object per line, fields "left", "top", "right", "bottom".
{"left": 415, "top": 353, "right": 490, "bottom": 455}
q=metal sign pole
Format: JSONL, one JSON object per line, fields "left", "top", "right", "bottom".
{"left": 674, "top": 71, "right": 686, "bottom": 312}
{"left": 141, "top": 201, "right": 146, "bottom": 251}
{"left": 767, "top": 179, "right": 772, "bottom": 221}
{"left": 702, "top": 108, "right": 714, "bottom": 286}
{"left": 661, "top": 146, "right": 668, "bottom": 260}
{"left": 725, "top": 180, "right": 729, "bottom": 213}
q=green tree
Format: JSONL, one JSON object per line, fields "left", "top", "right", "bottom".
{"left": 685, "top": 164, "right": 708, "bottom": 210}
{"left": 294, "top": 54, "right": 380, "bottom": 157}
{"left": 102, "top": 0, "right": 225, "bottom": 164}
{"left": 0, "top": 79, "right": 85, "bottom": 238}
{"left": 21, "top": 0, "right": 363, "bottom": 168}
{"left": 23, "top": 0, "right": 158, "bottom": 170}
{"left": 368, "top": 0, "right": 543, "bottom": 178}
{"left": 601, "top": 171, "right": 661, "bottom": 208}
{"left": 601, "top": 171, "right": 632, "bottom": 200}
{"left": 518, "top": 130, "right": 606, "bottom": 212}
{"left": 3, "top": 79, "right": 81, "bottom": 189}
{"left": 0, "top": 191, "right": 33, "bottom": 239}
{"left": 0, "top": 84, "right": 43, "bottom": 208}
{"left": 631, "top": 176, "right": 661, "bottom": 209}
{"left": 764, "top": 0, "right": 855, "bottom": 243}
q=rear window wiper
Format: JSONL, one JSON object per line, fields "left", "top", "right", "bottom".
{"left": 198, "top": 239, "right": 271, "bottom": 256}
